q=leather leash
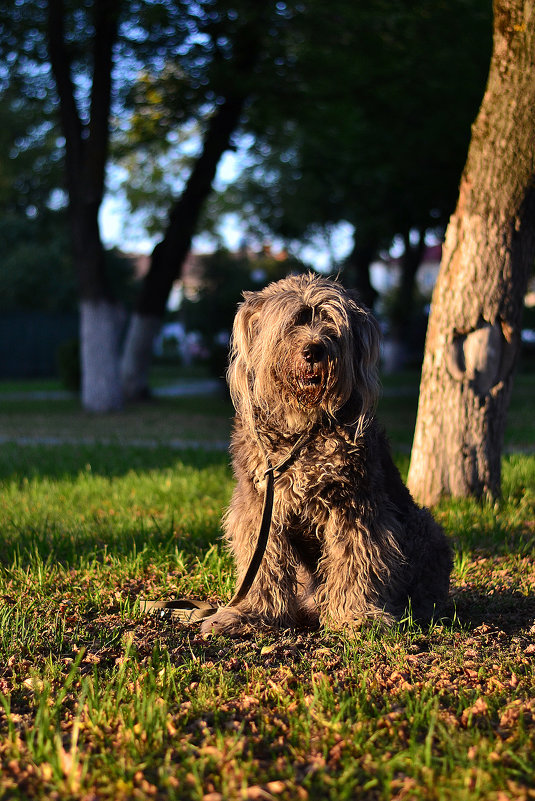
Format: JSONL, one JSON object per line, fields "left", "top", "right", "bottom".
{"left": 139, "top": 429, "right": 312, "bottom": 624}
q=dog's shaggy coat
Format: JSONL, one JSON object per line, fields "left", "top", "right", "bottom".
{"left": 201, "top": 274, "right": 452, "bottom": 634}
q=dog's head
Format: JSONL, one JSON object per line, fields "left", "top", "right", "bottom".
{"left": 228, "top": 273, "right": 381, "bottom": 433}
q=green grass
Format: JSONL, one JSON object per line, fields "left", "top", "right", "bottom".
{"left": 0, "top": 373, "right": 534, "bottom": 800}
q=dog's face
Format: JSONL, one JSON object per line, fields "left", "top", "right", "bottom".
{"left": 229, "top": 273, "right": 381, "bottom": 431}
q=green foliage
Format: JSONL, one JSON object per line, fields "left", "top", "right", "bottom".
{"left": 0, "top": 0, "right": 494, "bottom": 317}
{"left": 108, "top": 0, "right": 298, "bottom": 237}
{"left": 522, "top": 302, "right": 535, "bottom": 330}
{"left": 212, "top": 0, "right": 492, "bottom": 257}
{"left": 0, "top": 212, "right": 76, "bottom": 312}
{"left": 0, "top": 213, "right": 137, "bottom": 313}
{"left": 0, "top": 76, "right": 63, "bottom": 216}
{"left": 0, "top": 11, "right": 68, "bottom": 311}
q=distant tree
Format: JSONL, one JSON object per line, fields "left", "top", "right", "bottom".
{"left": 0, "top": 75, "right": 63, "bottom": 215}
{"left": 0, "top": 0, "right": 492, "bottom": 406}
{"left": 0, "top": 68, "right": 135, "bottom": 317}
{"left": 407, "top": 0, "right": 535, "bottom": 504}
{"left": 120, "top": 1, "right": 277, "bottom": 401}
{"left": 44, "top": 0, "right": 127, "bottom": 409}
{"left": 0, "top": 62, "right": 75, "bottom": 311}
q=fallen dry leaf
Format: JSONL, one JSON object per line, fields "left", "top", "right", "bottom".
{"left": 461, "top": 697, "right": 489, "bottom": 727}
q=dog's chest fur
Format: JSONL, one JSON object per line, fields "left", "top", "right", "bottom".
{"left": 232, "top": 417, "right": 390, "bottom": 540}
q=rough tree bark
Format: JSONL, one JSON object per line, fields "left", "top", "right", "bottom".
{"left": 407, "top": 0, "right": 535, "bottom": 505}
{"left": 47, "top": 0, "right": 123, "bottom": 412}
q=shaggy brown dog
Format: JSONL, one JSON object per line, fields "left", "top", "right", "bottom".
{"left": 201, "top": 273, "right": 452, "bottom": 635}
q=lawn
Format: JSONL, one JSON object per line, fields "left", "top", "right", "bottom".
{"left": 0, "top": 369, "right": 534, "bottom": 800}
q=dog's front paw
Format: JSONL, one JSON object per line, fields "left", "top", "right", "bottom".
{"left": 322, "top": 607, "right": 395, "bottom": 633}
{"left": 200, "top": 606, "right": 248, "bottom": 636}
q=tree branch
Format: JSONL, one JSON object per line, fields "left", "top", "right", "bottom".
{"left": 46, "top": 0, "right": 84, "bottom": 187}
{"left": 86, "top": 0, "right": 121, "bottom": 205}
{"left": 136, "top": 5, "right": 271, "bottom": 317}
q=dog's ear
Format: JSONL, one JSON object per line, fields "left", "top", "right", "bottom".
{"left": 227, "top": 290, "right": 266, "bottom": 413}
{"left": 344, "top": 291, "right": 381, "bottom": 369}
{"left": 349, "top": 301, "right": 382, "bottom": 426}
{"left": 354, "top": 307, "right": 381, "bottom": 373}
{"left": 231, "top": 291, "right": 265, "bottom": 357}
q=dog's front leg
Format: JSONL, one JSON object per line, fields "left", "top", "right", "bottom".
{"left": 201, "top": 487, "right": 301, "bottom": 635}
{"left": 316, "top": 509, "right": 396, "bottom": 630}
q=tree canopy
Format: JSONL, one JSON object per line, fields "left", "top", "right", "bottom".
{"left": 214, "top": 0, "right": 491, "bottom": 261}
{"left": 1, "top": 0, "right": 492, "bottom": 277}
{"left": 105, "top": 0, "right": 491, "bottom": 271}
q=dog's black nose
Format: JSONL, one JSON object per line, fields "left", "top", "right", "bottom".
{"left": 303, "top": 342, "right": 325, "bottom": 364}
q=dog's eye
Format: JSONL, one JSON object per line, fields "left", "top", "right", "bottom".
{"left": 295, "top": 307, "right": 313, "bottom": 326}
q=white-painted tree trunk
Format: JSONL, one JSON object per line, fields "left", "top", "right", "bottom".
{"left": 120, "top": 312, "right": 162, "bottom": 401}
{"left": 80, "top": 300, "right": 124, "bottom": 412}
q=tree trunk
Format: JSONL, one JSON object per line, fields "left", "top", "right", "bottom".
{"left": 120, "top": 5, "right": 272, "bottom": 401}
{"left": 120, "top": 96, "right": 247, "bottom": 399}
{"left": 342, "top": 237, "right": 378, "bottom": 309}
{"left": 395, "top": 229, "right": 426, "bottom": 335}
{"left": 47, "top": 0, "right": 123, "bottom": 411}
{"left": 120, "top": 312, "right": 162, "bottom": 401}
{"left": 407, "top": 0, "right": 535, "bottom": 505}
{"left": 80, "top": 299, "right": 124, "bottom": 412}
{"left": 72, "top": 204, "right": 124, "bottom": 411}
{"left": 384, "top": 229, "right": 426, "bottom": 372}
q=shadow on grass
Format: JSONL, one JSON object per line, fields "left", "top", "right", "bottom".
{"left": 83, "top": 592, "right": 535, "bottom": 675}
{"left": 450, "top": 587, "right": 535, "bottom": 634}
{"left": 4, "top": 526, "right": 224, "bottom": 571}
{"left": 0, "top": 441, "right": 229, "bottom": 481}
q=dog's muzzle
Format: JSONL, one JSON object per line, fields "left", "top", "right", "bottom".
{"left": 290, "top": 340, "right": 333, "bottom": 404}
